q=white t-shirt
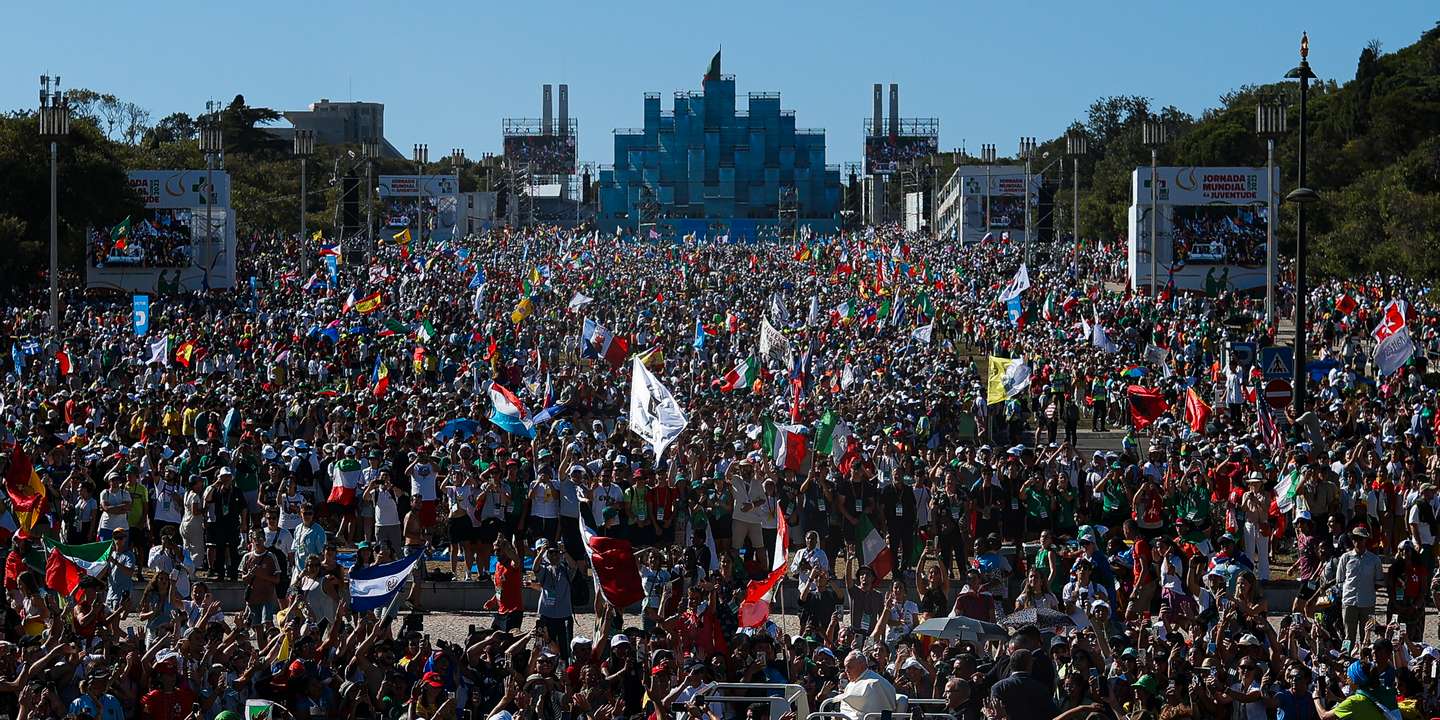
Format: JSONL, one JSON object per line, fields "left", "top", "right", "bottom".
{"left": 408, "top": 463, "right": 438, "bottom": 502}
{"left": 1408, "top": 503, "right": 1434, "bottom": 546}
{"left": 591, "top": 483, "right": 623, "bottom": 527}
{"left": 153, "top": 481, "right": 184, "bottom": 525}
{"left": 529, "top": 480, "right": 559, "bottom": 519}
{"left": 372, "top": 487, "right": 400, "bottom": 527}
{"left": 99, "top": 489, "right": 131, "bottom": 531}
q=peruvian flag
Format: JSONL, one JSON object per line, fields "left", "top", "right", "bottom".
{"left": 55, "top": 351, "right": 72, "bottom": 375}
{"left": 767, "top": 421, "right": 809, "bottom": 473}
{"left": 1184, "top": 387, "right": 1212, "bottom": 433}
{"left": 578, "top": 518, "right": 644, "bottom": 609}
{"left": 739, "top": 507, "right": 790, "bottom": 627}
{"left": 44, "top": 540, "right": 112, "bottom": 596}
{"left": 726, "top": 310, "right": 740, "bottom": 333}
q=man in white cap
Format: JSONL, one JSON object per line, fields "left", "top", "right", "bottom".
{"left": 1334, "top": 526, "right": 1382, "bottom": 646}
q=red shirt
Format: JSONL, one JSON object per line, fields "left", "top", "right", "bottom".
{"left": 1133, "top": 538, "right": 1155, "bottom": 584}
{"left": 141, "top": 686, "right": 197, "bottom": 720}
{"left": 646, "top": 486, "right": 679, "bottom": 524}
{"left": 492, "top": 556, "right": 522, "bottom": 614}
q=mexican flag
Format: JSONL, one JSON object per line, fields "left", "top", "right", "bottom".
{"left": 1042, "top": 292, "right": 1058, "bottom": 322}
{"left": 720, "top": 357, "right": 759, "bottom": 392}
{"left": 44, "top": 540, "right": 112, "bottom": 596}
{"left": 763, "top": 420, "right": 808, "bottom": 473}
{"left": 856, "top": 516, "right": 893, "bottom": 580}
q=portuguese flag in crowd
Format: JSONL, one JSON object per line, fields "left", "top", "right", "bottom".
{"left": 44, "top": 539, "right": 112, "bottom": 596}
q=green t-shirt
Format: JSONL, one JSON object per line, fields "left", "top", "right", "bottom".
{"left": 1331, "top": 694, "right": 1387, "bottom": 720}
{"left": 127, "top": 482, "right": 150, "bottom": 527}
{"left": 234, "top": 455, "right": 260, "bottom": 493}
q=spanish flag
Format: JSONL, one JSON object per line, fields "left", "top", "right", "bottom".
{"left": 352, "top": 291, "right": 384, "bottom": 315}
{"left": 5, "top": 444, "right": 46, "bottom": 532}
{"left": 174, "top": 340, "right": 197, "bottom": 368}
{"left": 392, "top": 227, "right": 412, "bottom": 245}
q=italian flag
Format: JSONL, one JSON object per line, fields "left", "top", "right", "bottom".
{"left": 720, "top": 357, "right": 759, "bottom": 392}
{"left": 856, "top": 516, "right": 893, "bottom": 580}
{"left": 44, "top": 540, "right": 112, "bottom": 596}
{"left": 764, "top": 420, "right": 808, "bottom": 473}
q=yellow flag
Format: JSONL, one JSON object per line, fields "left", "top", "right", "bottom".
{"left": 392, "top": 227, "right": 412, "bottom": 245}
{"left": 311, "top": 229, "right": 323, "bottom": 242}
{"left": 986, "top": 356, "right": 1030, "bottom": 405}
{"left": 510, "top": 297, "right": 534, "bottom": 325}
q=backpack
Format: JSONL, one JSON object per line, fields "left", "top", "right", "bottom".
{"left": 266, "top": 546, "right": 291, "bottom": 598}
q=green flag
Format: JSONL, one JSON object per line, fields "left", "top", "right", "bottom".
{"left": 417, "top": 320, "right": 437, "bottom": 343}
{"left": 110, "top": 216, "right": 131, "bottom": 242}
{"left": 814, "top": 410, "right": 839, "bottom": 454}
{"left": 761, "top": 419, "right": 776, "bottom": 460}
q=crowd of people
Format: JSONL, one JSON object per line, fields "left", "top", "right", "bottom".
{"left": 4, "top": 219, "right": 1440, "bottom": 720}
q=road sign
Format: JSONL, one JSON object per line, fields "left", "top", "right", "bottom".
{"left": 1227, "top": 341, "right": 1257, "bottom": 369}
{"left": 1265, "top": 378, "right": 1293, "bottom": 410}
{"left": 1259, "top": 346, "right": 1295, "bottom": 380}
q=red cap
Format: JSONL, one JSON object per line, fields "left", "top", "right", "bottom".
{"left": 423, "top": 671, "right": 445, "bottom": 688}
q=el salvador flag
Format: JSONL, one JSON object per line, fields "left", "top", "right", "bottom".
{"left": 349, "top": 552, "right": 425, "bottom": 613}
{"left": 486, "top": 381, "right": 536, "bottom": 438}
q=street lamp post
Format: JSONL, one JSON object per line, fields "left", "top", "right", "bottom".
{"left": 1142, "top": 121, "right": 1168, "bottom": 295}
{"left": 1066, "top": 131, "right": 1088, "bottom": 274}
{"left": 1286, "top": 32, "right": 1320, "bottom": 413}
{"left": 413, "top": 144, "right": 429, "bottom": 243}
{"left": 980, "top": 144, "right": 996, "bottom": 233}
{"left": 293, "top": 129, "right": 315, "bottom": 275}
{"left": 38, "top": 75, "right": 70, "bottom": 330}
{"left": 199, "top": 105, "right": 223, "bottom": 273}
{"left": 1255, "top": 102, "right": 1288, "bottom": 326}
{"left": 1018, "top": 137, "right": 1037, "bottom": 266}
{"left": 451, "top": 148, "right": 465, "bottom": 235}
{"left": 362, "top": 141, "right": 380, "bottom": 254}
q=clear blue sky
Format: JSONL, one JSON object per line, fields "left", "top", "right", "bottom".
{"left": 5, "top": 1, "right": 1435, "bottom": 166}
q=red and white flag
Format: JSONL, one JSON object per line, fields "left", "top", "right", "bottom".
{"left": 739, "top": 507, "right": 789, "bottom": 627}
{"left": 577, "top": 519, "right": 644, "bottom": 609}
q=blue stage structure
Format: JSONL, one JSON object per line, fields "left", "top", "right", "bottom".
{"left": 597, "top": 51, "right": 841, "bottom": 240}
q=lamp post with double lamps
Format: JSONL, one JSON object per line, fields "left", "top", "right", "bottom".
{"left": 1255, "top": 102, "right": 1287, "bottom": 326}
{"left": 1142, "top": 121, "right": 1168, "bottom": 295}
{"left": 38, "top": 75, "right": 70, "bottom": 329}
{"left": 293, "top": 129, "right": 315, "bottom": 275}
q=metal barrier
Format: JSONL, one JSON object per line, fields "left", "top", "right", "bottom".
{"left": 682, "top": 683, "right": 810, "bottom": 720}
{"left": 864, "top": 714, "right": 955, "bottom": 720}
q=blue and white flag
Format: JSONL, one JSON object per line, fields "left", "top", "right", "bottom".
{"left": 468, "top": 269, "right": 486, "bottom": 289}
{"left": 348, "top": 552, "right": 424, "bottom": 613}
{"left": 486, "top": 381, "right": 536, "bottom": 438}
{"left": 1006, "top": 297, "right": 1023, "bottom": 326}
{"left": 692, "top": 318, "right": 706, "bottom": 350}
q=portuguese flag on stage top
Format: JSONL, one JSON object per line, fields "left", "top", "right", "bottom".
{"left": 856, "top": 516, "right": 893, "bottom": 580}
{"left": 44, "top": 539, "right": 112, "bottom": 596}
